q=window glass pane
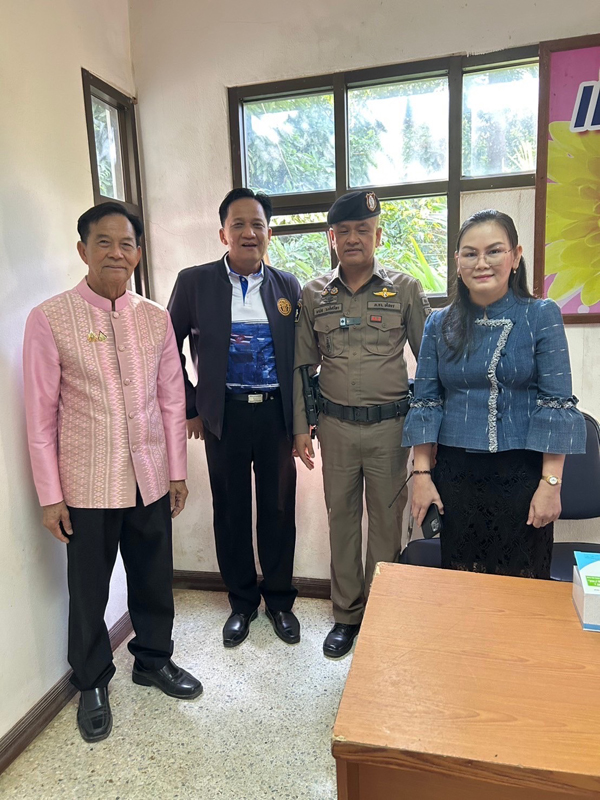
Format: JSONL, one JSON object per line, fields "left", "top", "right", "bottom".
{"left": 268, "top": 231, "right": 331, "bottom": 283}
{"left": 271, "top": 212, "right": 328, "bottom": 226}
{"left": 378, "top": 197, "right": 447, "bottom": 294}
{"left": 244, "top": 94, "right": 335, "bottom": 195}
{"left": 348, "top": 78, "right": 449, "bottom": 187}
{"left": 92, "top": 96, "right": 125, "bottom": 200}
{"left": 462, "top": 64, "right": 539, "bottom": 177}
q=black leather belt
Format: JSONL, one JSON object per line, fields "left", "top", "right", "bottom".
{"left": 226, "top": 389, "right": 280, "bottom": 403}
{"left": 319, "top": 396, "right": 409, "bottom": 423}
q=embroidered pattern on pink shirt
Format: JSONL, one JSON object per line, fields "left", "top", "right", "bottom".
{"left": 40, "top": 289, "right": 170, "bottom": 508}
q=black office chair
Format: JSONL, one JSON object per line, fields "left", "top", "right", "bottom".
{"left": 549, "top": 411, "right": 600, "bottom": 581}
{"left": 397, "top": 412, "right": 600, "bottom": 579}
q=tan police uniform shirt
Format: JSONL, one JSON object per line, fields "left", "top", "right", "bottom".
{"left": 293, "top": 258, "right": 431, "bottom": 435}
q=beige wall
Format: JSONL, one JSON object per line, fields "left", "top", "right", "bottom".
{"left": 129, "top": 0, "right": 600, "bottom": 576}
{"left": 0, "top": 0, "right": 134, "bottom": 737}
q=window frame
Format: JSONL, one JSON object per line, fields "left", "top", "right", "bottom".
{"left": 82, "top": 69, "right": 150, "bottom": 297}
{"left": 228, "top": 45, "right": 539, "bottom": 305}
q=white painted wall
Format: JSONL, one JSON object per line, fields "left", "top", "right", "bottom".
{"left": 0, "top": 0, "right": 134, "bottom": 738}
{"left": 129, "top": 0, "right": 600, "bottom": 576}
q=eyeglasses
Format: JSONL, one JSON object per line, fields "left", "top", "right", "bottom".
{"left": 458, "top": 247, "right": 514, "bottom": 268}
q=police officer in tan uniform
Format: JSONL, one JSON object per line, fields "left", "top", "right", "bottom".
{"left": 293, "top": 190, "right": 431, "bottom": 658}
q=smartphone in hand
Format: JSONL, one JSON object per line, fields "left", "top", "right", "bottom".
{"left": 422, "top": 504, "right": 443, "bottom": 539}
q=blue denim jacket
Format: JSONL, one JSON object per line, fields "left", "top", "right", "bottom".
{"left": 402, "top": 290, "right": 586, "bottom": 454}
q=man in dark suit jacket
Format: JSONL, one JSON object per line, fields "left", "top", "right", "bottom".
{"left": 168, "top": 188, "right": 301, "bottom": 647}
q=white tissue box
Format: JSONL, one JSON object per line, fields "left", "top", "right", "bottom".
{"left": 572, "top": 552, "right": 600, "bottom": 632}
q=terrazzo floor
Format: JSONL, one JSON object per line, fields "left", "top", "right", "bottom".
{"left": 0, "top": 591, "right": 352, "bottom": 800}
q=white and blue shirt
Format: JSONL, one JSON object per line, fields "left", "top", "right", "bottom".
{"left": 225, "top": 256, "right": 279, "bottom": 392}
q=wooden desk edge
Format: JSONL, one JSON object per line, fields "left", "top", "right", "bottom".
{"left": 331, "top": 739, "right": 600, "bottom": 797}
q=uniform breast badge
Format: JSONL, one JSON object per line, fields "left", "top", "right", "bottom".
{"left": 294, "top": 300, "right": 302, "bottom": 323}
{"left": 277, "top": 298, "right": 292, "bottom": 316}
{"left": 330, "top": 286, "right": 339, "bottom": 295}
{"left": 373, "top": 287, "right": 396, "bottom": 299}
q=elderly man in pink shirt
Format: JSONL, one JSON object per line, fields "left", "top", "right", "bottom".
{"left": 23, "top": 202, "right": 202, "bottom": 743}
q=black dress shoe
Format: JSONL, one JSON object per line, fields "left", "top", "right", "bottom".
{"left": 77, "top": 687, "right": 112, "bottom": 742}
{"left": 132, "top": 660, "right": 203, "bottom": 699}
{"left": 266, "top": 608, "right": 301, "bottom": 644}
{"left": 222, "top": 610, "right": 258, "bottom": 648}
{"left": 323, "top": 623, "right": 361, "bottom": 659}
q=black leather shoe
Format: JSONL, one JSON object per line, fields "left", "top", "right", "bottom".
{"left": 77, "top": 687, "right": 112, "bottom": 742}
{"left": 323, "top": 623, "right": 361, "bottom": 658}
{"left": 265, "top": 608, "right": 301, "bottom": 644}
{"left": 222, "top": 610, "right": 258, "bottom": 648}
{"left": 132, "top": 660, "right": 203, "bottom": 699}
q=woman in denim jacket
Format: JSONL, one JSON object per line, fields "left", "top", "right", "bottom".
{"left": 402, "top": 210, "right": 586, "bottom": 578}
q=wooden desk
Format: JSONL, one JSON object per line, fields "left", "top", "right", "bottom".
{"left": 333, "top": 563, "right": 600, "bottom": 799}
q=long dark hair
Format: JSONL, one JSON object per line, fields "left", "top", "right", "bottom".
{"left": 442, "top": 209, "right": 533, "bottom": 359}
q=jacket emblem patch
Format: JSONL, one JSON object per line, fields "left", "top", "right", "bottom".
{"left": 277, "top": 298, "right": 292, "bottom": 316}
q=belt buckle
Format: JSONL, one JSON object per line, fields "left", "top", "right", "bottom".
{"left": 353, "top": 406, "right": 368, "bottom": 423}
{"left": 247, "top": 393, "right": 264, "bottom": 404}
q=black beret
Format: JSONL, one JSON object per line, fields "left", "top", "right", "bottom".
{"left": 327, "top": 191, "right": 381, "bottom": 225}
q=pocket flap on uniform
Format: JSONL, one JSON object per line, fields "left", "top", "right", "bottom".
{"left": 314, "top": 314, "right": 342, "bottom": 333}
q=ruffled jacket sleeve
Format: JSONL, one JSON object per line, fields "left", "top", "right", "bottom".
{"left": 525, "top": 299, "right": 586, "bottom": 454}
{"left": 402, "top": 311, "right": 444, "bottom": 446}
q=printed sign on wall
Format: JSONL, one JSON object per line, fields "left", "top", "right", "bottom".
{"left": 534, "top": 35, "right": 600, "bottom": 324}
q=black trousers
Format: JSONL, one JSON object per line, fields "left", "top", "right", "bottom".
{"left": 204, "top": 394, "right": 297, "bottom": 615}
{"left": 66, "top": 490, "right": 174, "bottom": 691}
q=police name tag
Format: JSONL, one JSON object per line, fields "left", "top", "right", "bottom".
{"left": 367, "top": 301, "right": 402, "bottom": 312}
{"left": 314, "top": 304, "right": 342, "bottom": 317}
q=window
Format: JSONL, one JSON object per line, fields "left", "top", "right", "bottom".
{"left": 229, "top": 47, "right": 539, "bottom": 302}
{"left": 82, "top": 69, "right": 149, "bottom": 296}
{"left": 244, "top": 94, "right": 335, "bottom": 194}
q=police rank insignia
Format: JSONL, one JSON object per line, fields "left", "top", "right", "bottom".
{"left": 373, "top": 287, "right": 396, "bottom": 299}
{"left": 277, "top": 298, "right": 292, "bottom": 316}
{"left": 294, "top": 300, "right": 302, "bottom": 323}
{"left": 365, "top": 192, "right": 378, "bottom": 212}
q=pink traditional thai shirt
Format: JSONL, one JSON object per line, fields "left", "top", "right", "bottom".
{"left": 23, "top": 279, "right": 187, "bottom": 509}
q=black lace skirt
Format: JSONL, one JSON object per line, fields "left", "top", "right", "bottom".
{"left": 433, "top": 445, "right": 553, "bottom": 579}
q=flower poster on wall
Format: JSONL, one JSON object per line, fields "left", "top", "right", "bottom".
{"left": 535, "top": 34, "right": 600, "bottom": 324}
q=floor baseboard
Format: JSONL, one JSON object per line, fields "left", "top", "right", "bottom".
{"left": 173, "top": 570, "right": 332, "bottom": 600}
{"left": 0, "top": 611, "right": 132, "bottom": 776}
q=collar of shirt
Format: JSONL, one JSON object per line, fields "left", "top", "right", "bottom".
{"left": 224, "top": 255, "right": 264, "bottom": 285}
{"left": 325, "top": 257, "right": 393, "bottom": 292}
{"left": 76, "top": 278, "right": 131, "bottom": 312}
{"left": 475, "top": 288, "right": 518, "bottom": 320}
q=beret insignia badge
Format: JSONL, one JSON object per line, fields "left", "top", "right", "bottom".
{"left": 365, "top": 192, "right": 378, "bottom": 212}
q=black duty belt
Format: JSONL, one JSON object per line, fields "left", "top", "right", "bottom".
{"left": 226, "top": 389, "right": 280, "bottom": 403}
{"left": 319, "top": 396, "right": 409, "bottom": 423}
